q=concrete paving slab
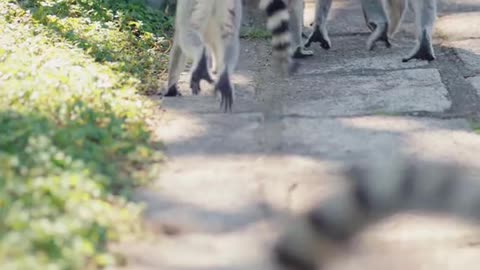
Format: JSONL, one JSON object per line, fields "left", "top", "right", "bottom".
{"left": 133, "top": 156, "right": 269, "bottom": 235}
{"left": 114, "top": 228, "right": 480, "bottom": 270}
{"left": 438, "top": 0, "right": 480, "bottom": 15}
{"left": 448, "top": 39, "right": 480, "bottom": 75}
{"left": 469, "top": 76, "right": 480, "bottom": 94}
{"left": 298, "top": 51, "right": 430, "bottom": 75}
{"left": 154, "top": 111, "right": 265, "bottom": 156}
{"left": 281, "top": 116, "right": 480, "bottom": 210}
{"left": 436, "top": 12, "right": 480, "bottom": 40}
{"left": 111, "top": 223, "right": 278, "bottom": 270}
{"left": 281, "top": 116, "right": 473, "bottom": 163}
{"left": 279, "top": 69, "right": 450, "bottom": 117}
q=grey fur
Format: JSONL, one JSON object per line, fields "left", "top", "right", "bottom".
{"left": 164, "top": 0, "right": 241, "bottom": 112}
{"left": 402, "top": 0, "right": 437, "bottom": 62}
{"left": 289, "top": 0, "right": 314, "bottom": 58}
{"left": 164, "top": 0, "right": 293, "bottom": 112}
{"left": 272, "top": 156, "right": 480, "bottom": 270}
{"left": 297, "top": 0, "right": 437, "bottom": 61}
{"left": 363, "top": 0, "right": 392, "bottom": 50}
{"left": 305, "top": 0, "right": 332, "bottom": 50}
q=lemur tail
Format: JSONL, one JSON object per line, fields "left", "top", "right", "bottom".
{"left": 260, "top": 0, "right": 297, "bottom": 75}
{"left": 384, "top": 0, "right": 408, "bottom": 37}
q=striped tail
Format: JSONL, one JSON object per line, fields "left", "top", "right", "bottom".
{"left": 273, "top": 156, "right": 480, "bottom": 270}
{"left": 259, "top": 0, "right": 296, "bottom": 75}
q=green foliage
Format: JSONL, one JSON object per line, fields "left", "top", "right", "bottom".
{"left": 469, "top": 118, "right": 480, "bottom": 134}
{"left": 240, "top": 27, "right": 272, "bottom": 40}
{"left": 0, "top": 1, "right": 167, "bottom": 269}
{"left": 15, "top": 0, "right": 175, "bottom": 93}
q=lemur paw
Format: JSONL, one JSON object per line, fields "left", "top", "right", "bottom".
{"left": 305, "top": 25, "right": 331, "bottom": 50}
{"left": 164, "top": 84, "right": 182, "bottom": 97}
{"left": 402, "top": 30, "right": 435, "bottom": 62}
{"left": 215, "top": 71, "right": 233, "bottom": 113}
{"left": 292, "top": 47, "right": 314, "bottom": 59}
{"left": 366, "top": 22, "right": 391, "bottom": 51}
{"left": 190, "top": 50, "right": 214, "bottom": 95}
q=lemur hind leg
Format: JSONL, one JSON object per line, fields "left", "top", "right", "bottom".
{"left": 305, "top": 0, "right": 332, "bottom": 50}
{"left": 164, "top": 37, "right": 187, "bottom": 97}
{"left": 166, "top": 0, "right": 213, "bottom": 96}
{"left": 363, "top": 6, "right": 375, "bottom": 32}
{"left": 179, "top": 31, "right": 211, "bottom": 95}
{"left": 290, "top": 0, "right": 314, "bottom": 58}
{"left": 190, "top": 48, "right": 214, "bottom": 95}
{"left": 402, "top": 0, "right": 436, "bottom": 62}
{"left": 385, "top": 0, "right": 408, "bottom": 37}
{"left": 216, "top": 20, "right": 241, "bottom": 112}
{"left": 362, "top": 0, "right": 391, "bottom": 50}
{"left": 206, "top": 0, "right": 241, "bottom": 112}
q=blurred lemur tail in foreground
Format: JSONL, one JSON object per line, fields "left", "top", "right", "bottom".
{"left": 273, "top": 156, "right": 480, "bottom": 270}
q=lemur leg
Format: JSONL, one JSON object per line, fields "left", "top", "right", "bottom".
{"left": 219, "top": 18, "right": 241, "bottom": 111}
{"left": 182, "top": 1, "right": 216, "bottom": 95}
{"left": 290, "top": 0, "right": 314, "bottom": 58}
{"left": 364, "top": 0, "right": 407, "bottom": 35}
{"left": 177, "top": 30, "right": 212, "bottom": 95}
{"left": 305, "top": 0, "right": 332, "bottom": 50}
{"left": 225, "top": 31, "right": 240, "bottom": 77}
{"left": 164, "top": 36, "right": 187, "bottom": 97}
{"left": 190, "top": 48, "right": 214, "bottom": 95}
{"left": 402, "top": 0, "right": 436, "bottom": 62}
{"left": 203, "top": 2, "right": 239, "bottom": 112}
{"left": 208, "top": 47, "right": 218, "bottom": 75}
{"left": 385, "top": 0, "right": 408, "bottom": 37}
{"left": 362, "top": 0, "right": 391, "bottom": 50}
{"left": 166, "top": 1, "right": 215, "bottom": 96}
{"left": 210, "top": 41, "right": 233, "bottom": 112}
{"left": 362, "top": 4, "right": 375, "bottom": 32}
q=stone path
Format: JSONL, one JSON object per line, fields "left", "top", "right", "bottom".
{"left": 113, "top": 1, "right": 480, "bottom": 269}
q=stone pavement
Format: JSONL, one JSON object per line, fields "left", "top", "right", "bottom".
{"left": 112, "top": 1, "right": 480, "bottom": 269}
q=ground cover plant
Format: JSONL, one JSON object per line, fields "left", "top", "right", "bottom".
{"left": 0, "top": 0, "right": 173, "bottom": 269}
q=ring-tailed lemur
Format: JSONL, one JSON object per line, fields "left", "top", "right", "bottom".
{"left": 164, "top": 0, "right": 293, "bottom": 112}
{"left": 302, "top": 0, "right": 437, "bottom": 62}
{"left": 290, "top": 0, "right": 390, "bottom": 55}
{"left": 366, "top": 0, "right": 436, "bottom": 62}
{"left": 272, "top": 156, "right": 480, "bottom": 270}
{"left": 289, "top": 0, "right": 314, "bottom": 58}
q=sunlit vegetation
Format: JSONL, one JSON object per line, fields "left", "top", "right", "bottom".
{"left": 0, "top": 0, "right": 173, "bottom": 269}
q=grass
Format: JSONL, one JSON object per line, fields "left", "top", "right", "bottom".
{"left": 469, "top": 118, "right": 480, "bottom": 133}
{"left": 17, "top": 0, "right": 175, "bottom": 94}
{"left": 0, "top": 0, "right": 173, "bottom": 269}
{"left": 240, "top": 27, "right": 272, "bottom": 40}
